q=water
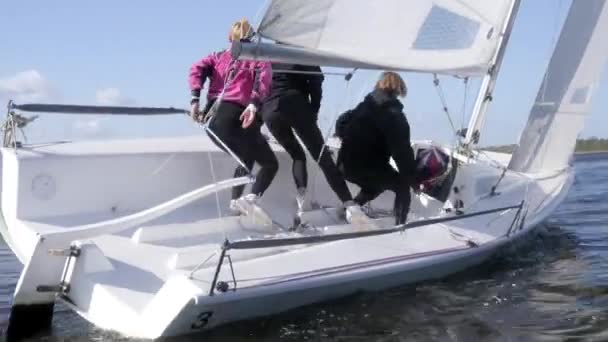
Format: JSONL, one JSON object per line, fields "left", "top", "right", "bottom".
{"left": 1, "top": 153, "right": 607, "bottom": 341}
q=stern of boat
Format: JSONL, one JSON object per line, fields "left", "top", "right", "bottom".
{"left": 0, "top": 131, "right": 347, "bottom": 339}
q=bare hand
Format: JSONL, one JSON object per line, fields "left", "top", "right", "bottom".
{"left": 239, "top": 104, "right": 257, "bottom": 128}
{"left": 190, "top": 102, "right": 203, "bottom": 123}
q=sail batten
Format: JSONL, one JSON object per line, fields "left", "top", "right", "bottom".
{"left": 253, "top": 0, "right": 515, "bottom": 76}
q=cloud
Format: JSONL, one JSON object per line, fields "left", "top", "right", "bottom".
{"left": 77, "top": 87, "right": 136, "bottom": 139}
{"left": 95, "top": 87, "right": 135, "bottom": 106}
{"left": 71, "top": 116, "right": 110, "bottom": 139}
{"left": 0, "top": 70, "right": 59, "bottom": 102}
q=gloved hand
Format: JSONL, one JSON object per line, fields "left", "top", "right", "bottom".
{"left": 240, "top": 103, "right": 257, "bottom": 128}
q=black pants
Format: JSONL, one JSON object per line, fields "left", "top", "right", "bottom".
{"left": 262, "top": 94, "right": 353, "bottom": 203}
{"left": 206, "top": 100, "right": 278, "bottom": 200}
{"left": 341, "top": 163, "right": 410, "bottom": 225}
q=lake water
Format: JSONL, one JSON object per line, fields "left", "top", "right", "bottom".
{"left": 1, "top": 153, "right": 607, "bottom": 341}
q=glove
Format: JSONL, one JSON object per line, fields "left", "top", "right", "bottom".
{"left": 240, "top": 103, "right": 257, "bottom": 128}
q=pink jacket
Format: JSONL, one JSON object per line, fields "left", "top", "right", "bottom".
{"left": 189, "top": 49, "right": 271, "bottom": 108}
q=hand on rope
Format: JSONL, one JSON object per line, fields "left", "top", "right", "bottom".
{"left": 239, "top": 103, "right": 257, "bottom": 128}
{"left": 190, "top": 101, "right": 204, "bottom": 123}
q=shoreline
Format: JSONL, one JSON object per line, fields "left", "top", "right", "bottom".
{"left": 574, "top": 150, "right": 608, "bottom": 155}
{"left": 482, "top": 148, "right": 608, "bottom": 155}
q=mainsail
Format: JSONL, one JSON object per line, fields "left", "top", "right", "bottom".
{"left": 508, "top": 0, "right": 608, "bottom": 173}
{"left": 247, "top": 0, "right": 515, "bottom": 76}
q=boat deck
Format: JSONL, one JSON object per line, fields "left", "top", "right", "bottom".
{"left": 30, "top": 199, "right": 507, "bottom": 317}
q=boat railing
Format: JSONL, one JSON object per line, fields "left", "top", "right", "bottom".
{"left": 204, "top": 201, "right": 525, "bottom": 296}
{"left": 41, "top": 176, "right": 253, "bottom": 243}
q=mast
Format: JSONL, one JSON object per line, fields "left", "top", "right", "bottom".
{"left": 462, "top": 0, "right": 522, "bottom": 149}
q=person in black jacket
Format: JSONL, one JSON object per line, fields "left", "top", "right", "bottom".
{"left": 261, "top": 62, "right": 370, "bottom": 225}
{"left": 335, "top": 71, "right": 417, "bottom": 225}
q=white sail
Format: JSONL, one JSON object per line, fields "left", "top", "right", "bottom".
{"left": 255, "top": 0, "right": 515, "bottom": 76}
{"left": 508, "top": 0, "right": 608, "bottom": 173}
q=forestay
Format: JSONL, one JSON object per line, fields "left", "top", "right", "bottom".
{"left": 509, "top": 0, "right": 608, "bottom": 173}
{"left": 256, "top": 0, "right": 515, "bottom": 76}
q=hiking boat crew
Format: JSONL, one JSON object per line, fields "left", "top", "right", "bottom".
{"left": 335, "top": 72, "right": 417, "bottom": 224}
{"left": 260, "top": 62, "right": 370, "bottom": 225}
{"left": 188, "top": 19, "right": 277, "bottom": 225}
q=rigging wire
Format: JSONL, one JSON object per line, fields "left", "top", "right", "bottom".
{"left": 308, "top": 69, "right": 357, "bottom": 206}
{"left": 432, "top": 74, "right": 458, "bottom": 137}
{"left": 460, "top": 77, "right": 470, "bottom": 136}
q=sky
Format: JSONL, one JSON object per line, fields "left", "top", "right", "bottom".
{"left": 0, "top": 0, "right": 606, "bottom": 146}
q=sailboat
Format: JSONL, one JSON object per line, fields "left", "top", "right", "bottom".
{"left": 1, "top": 0, "right": 607, "bottom": 339}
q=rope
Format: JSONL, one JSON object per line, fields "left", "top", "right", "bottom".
{"left": 207, "top": 148, "right": 224, "bottom": 220}
{"left": 195, "top": 58, "right": 254, "bottom": 233}
{"left": 201, "top": 58, "right": 253, "bottom": 173}
{"left": 204, "top": 124, "right": 251, "bottom": 172}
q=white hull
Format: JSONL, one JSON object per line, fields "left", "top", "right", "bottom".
{"left": 0, "top": 135, "right": 572, "bottom": 339}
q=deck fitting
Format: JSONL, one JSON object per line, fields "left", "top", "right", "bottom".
{"left": 216, "top": 281, "right": 229, "bottom": 293}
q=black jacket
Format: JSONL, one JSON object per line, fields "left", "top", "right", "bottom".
{"left": 264, "top": 63, "right": 324, "bottom": 115}
{"left": 335, "top": 89, "right": 416, "bottom": 184}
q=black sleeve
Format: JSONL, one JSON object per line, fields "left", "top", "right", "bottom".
{"left": 334, "top": 109, "right": 354, "bottom": 138}
{"left": 379, "top": 109, "right": 417, "bottom": 186}
{"left": 301, "top": 65, "right": 324, "bottom": 115}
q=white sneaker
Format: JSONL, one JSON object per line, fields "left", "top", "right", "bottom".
{"left": 344, "top": 201, "right": 376, "bottom": 229}
{"left": 229, "top": 199, "right": 239, "bottom": 215}
{"left": 234, "top": 194, "right": 273, "bottom": 227}
{"left": 295, "top": 187, "right": 307, "bottom": 217}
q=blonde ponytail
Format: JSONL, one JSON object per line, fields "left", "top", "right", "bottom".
{"left": 229, "top": 18, "right": 254, "bottom": 42}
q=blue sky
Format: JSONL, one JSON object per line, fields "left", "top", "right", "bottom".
{"left": 0, "top": 0, "right": 606, "bottom": 146}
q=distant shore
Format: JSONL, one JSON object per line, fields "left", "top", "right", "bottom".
{"left": 483, "top": 148, "right": 608, "bottom": 156}
{"left": 574, "top": 150, "right": 608, "bottom": 155}
{"left": 483, "top": 138, "right": 608, "bottom": 155}
{"left": 483, "top": 149, "right": 608, "bottom": 155}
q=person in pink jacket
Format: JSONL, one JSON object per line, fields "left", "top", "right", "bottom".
{"left": 189, "top": 19, "right": 277, "bottom": 225}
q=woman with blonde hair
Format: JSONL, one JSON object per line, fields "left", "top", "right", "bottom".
{"left": 188, "top": 19, "right": 277, "bottom": 224}
{"left": 334, "top": 71, "right": 416, "bottom": 224}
